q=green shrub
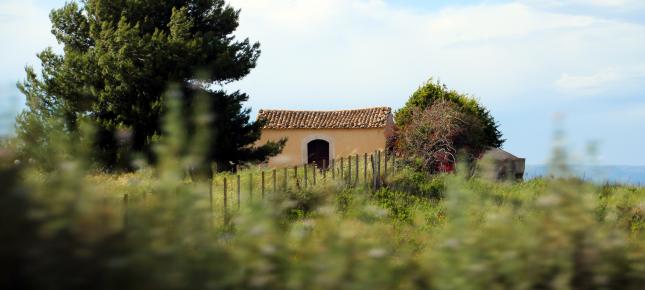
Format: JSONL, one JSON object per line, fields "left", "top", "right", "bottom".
{"left": 388, "top": 167, "right": 446, "bottom": 199}
{"left": 395, "top": 79, "right": 504, "bottom": 148}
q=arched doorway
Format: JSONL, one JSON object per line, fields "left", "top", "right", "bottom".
{"left": 307, "top": 139, "right": 329, "bottom": 168}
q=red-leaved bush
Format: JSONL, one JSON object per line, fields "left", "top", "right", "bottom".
{"left": 397, "top": 100, "right": 487, "bottom": 173}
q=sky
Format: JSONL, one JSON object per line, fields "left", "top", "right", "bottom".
{"left": 1, "top": 0, "right": 644, "bottom": 166}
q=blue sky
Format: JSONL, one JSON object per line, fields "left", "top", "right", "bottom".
{"left": 1, "top": 0, "right": 644, "bottom": 165}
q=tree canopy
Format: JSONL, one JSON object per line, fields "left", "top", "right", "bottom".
{"left": 397, "top": 100, "right": 487, "bottom": 173}
{"left": 395, "top": 79, "right": 504, "bottom": 149}
{"left": 16, "top": 0, "right": 283, "bottom": 171}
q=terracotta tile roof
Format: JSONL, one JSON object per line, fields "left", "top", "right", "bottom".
{"left": 258, "top": 107, "right": 392, "bottom": 129}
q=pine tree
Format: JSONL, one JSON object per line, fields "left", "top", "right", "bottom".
{"left": 16, "top": 0, "right": 283, "bottom": 171}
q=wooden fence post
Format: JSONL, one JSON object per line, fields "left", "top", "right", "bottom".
{"left": 273, "top": 169, "right": 277, "bottom": 193}
{"left": 223, "top": 177, "right": 228, "bottom": 223}
{"left": 294, "top": 166, "right": 299, "bottom": 189}
{"left": 355, "top": 154, "right": 359, "bottom": 186}
{"left": 261, "top": 171, "right": 265, "bottom": 200}
{"left": 249, "top": 173, "right": 253, "bottom": 202}
{"left": 209, "top": 170, "right": 214, "bottom": 224}
{"left": 348, "top": 155, "right": 352, "bottom": 184}
{"left": 237, "top": 175, "right": 241, "bottom": 209}
{"left": 376, "top": 150, "right": 381, "bottom": 189}
{"left": 340, "top": 157, "right": 344, "bottom": 180}
{"left": 284, "top": 168, "right": 288, "bottom": 191}
{"left": 384, "top": 151, "right": 388, "bottom": 181}
{"left": 370, "top": 154, "right": 376, "bottom": 188}
{"left": 223, "top": 177, "right": 228, "bottom": 209}
{"left": 304, "top": 164, "right": 308, "bottom": 187}
{"left": 323, "top": 160, "right": 327, "bottom": 180}
{"left": 364, "top": 153, "right": 367, "bottom": 187}
{"left": 313, "top": 163, "right": 317, "bottom": 186}
{"left": 332, "top": 159, "right": 335, "bottom": 179}
{"left": 123, "top": 193, "right": 129, "bottom": 227}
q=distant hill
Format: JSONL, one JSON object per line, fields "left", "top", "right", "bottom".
{"left": 525, "top": 165, "right": 645, "bottom": 186}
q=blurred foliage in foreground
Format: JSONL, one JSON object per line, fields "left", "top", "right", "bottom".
{"left": 1, "top": 146, "right": 644, "bottom": 290}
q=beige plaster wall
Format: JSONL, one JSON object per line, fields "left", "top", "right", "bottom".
{"left": 256, "top": 128, "right": 387, "bottom": 167}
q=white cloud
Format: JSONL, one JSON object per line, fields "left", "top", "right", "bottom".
{"left": 584, "top": 0, "right": 637, "bottom": 7}
{"left": 0, "top": 0, "right": 59, "bottom": 118}
{"left": 0, "top": 0, "right": 58, "bottom": 135}
{"left": 229, "top": 0, "right": 342, "bottom": 33}
{"left": 556, "top": 69, "right": 622, "bottom": 93}
{"left": 523, "top": 0, "right": 645, "bottom": 9}
{"left": 226, "top": 0, "right": 645, "bottom": 112}
{"left": 556, "top": 65, "right": 645, "bottom": 95}
{"left": 0, "top": 0, "right": 56, "bottom": 79}
{"left": 4, "top": 0, "right": 641, "bottom": 110}
{"left": 426, "top": 3, "right": 595, "bottom": 46}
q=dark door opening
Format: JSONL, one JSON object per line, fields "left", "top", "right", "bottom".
{"left": 307, "top": 139, "right": 329, "bottom": 168}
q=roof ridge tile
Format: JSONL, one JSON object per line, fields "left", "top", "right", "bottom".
{"left": 258, "top": 107, "right": 392, "bottom": 129}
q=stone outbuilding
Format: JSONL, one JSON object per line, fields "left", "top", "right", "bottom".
{"left": 479, "top": 148, "right": 526, "bottom": 181}
{"left": 256, "top": 107, "right": 394, "bottom": 168}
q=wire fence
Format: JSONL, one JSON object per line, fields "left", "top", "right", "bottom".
{"left": 120, "top": 150, "right": 398, "bottom": 226}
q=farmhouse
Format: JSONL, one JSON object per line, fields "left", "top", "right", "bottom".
{"left": 256, "top": 107, "right": 395, "bottom": 168}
